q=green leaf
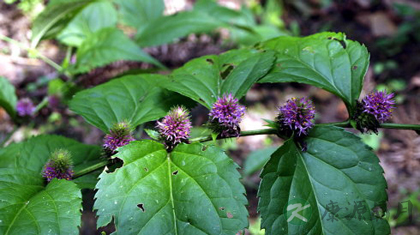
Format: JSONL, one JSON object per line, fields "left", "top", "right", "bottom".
{"left": 73, "top": 28, "right": 163, "bottom": 73}
{"left": 0, "top": 77, "right": 17, "bottom": 119}
{"left": 136, "top": 10, "right": 223, "bottom": 47}
{"left": 194, "top": 0, "right": 255, "bottom": 28}
{"left": 69, "top": 74, "right": 189, "bottom": 132}
{"left": 229, "top": 24, "right": 289, "bottom": 46}
{"left": 0, "top": 169, "right": 82, "bottom": 235}
{"left": 243, "top": 147, "right": 277, "bottom": 176}
{"left": 57, "top": 1, "right": 118, "bottom": 47}
{"left": 115, "top": 0, "right": 164, "bottom": 30}
{"left": 94, "top": 140, "right": 248, "bottom": 235}
{"left": 135, "top": 0, "right": 265, "bottom": 47}
{"left": 31, "top": 0, "right": 91, "bottom": 48}
{"left": 0, "top": 135, "right": 101, "bottom": 172}
{"left": 160, "top": 49, "right": 275, "bottom": 109}
{"left": 258, "top": 32, "right": 369, "bottom": 114}
{"left": 0, "top": 135, "right": 101, "bottom": 189}
{"left": 144, "top": 129, "right": 160, "bottom": 141}
{"left": 258, "top": 126, "right": 389, "bottom": 235}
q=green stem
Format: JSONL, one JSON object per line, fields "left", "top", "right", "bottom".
{"left": 379, "top": 123, "right": 420, "bottom": 131}
{"left": 314, "top": 120, "right": 350, "bottom": 127}
{"left": 0, "top": 34, "right": 62, "bottom": 71}
{"left": 190, "top": 121, "right": 352, "bottom": 143}
{"left": 73, "top": 160, "right": 109, "bottom": 179}
{"left": 33, "top": 97, "right": 49, "bottom": 113}
{"left": 189, "top": 128, "right": 282, "bottom": 143}
{"left": 317, "top": 121, "right": 420, "bottom": 131}
{"left": 35, "top": 52, "right": 63, "bottom": 71}
{"left": 0, "top": 34, "right": 26, "bottom": 48}
{"left": 71, "top": 121, "right": 420, "bottom": 179}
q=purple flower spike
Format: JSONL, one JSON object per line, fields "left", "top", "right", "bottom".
{"left": 103, "top": 122, "right": 135, "bottom": 155}
{"left": 42, "top": 149, "right": 74, "bottom": 182}
{"left": 279, "top": 97, "right": 316, "bottom": 136}
{"left": 16, "top": 98, "right": 35, "bottom": 117}
{"left": 209, "top": 94, "right": 245, "bottom": 137}
{"left": 362, "top": 90, "right": 395, "bottom": 123}
{"left": 157, "top": 106, "right": 191, "bottom": 149}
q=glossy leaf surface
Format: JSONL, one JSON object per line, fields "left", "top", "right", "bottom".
{"left": 115, "top": 0, "right": 164, "bottom": 30}
{"left": 31, "top": 0, "right": 90, "bottom": 47}
{"left": 136, "top": 11, "right": 222, "bottom": 47}
{"left": 57, "top": 1, "right": 118, "bottom": 47}
{"left": 0, "top": 170, "right": 82, "bottom": 235}
{"left": 258, "top": 32, "right": 369, "bottom": 113}
{"left": 73, "top": 28, "right": 163, "bottom": 73}
{"left": 0, "top": 135, "right": 101, "bottom": 189}
{"left": 94, "top": 140, "right": 248, "bottom": 235}
{"left": 69, "top": 74, "right": 189, "bottom": 132}
{"left": 160, "top": 49, "right": 275, "bottom": 109}
{"left": 258, "top": 126, "right": 389, "bottom": 235}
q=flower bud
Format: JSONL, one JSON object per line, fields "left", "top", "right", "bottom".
{"left": 278, "top": 97, "right": 316, "bottom": 136}
{"left": 354, "top": 90, "right": 395, "bottom": 133}
{"left": 208, "top": 94, "right": 245, "bottom": 137}
{"left": 103, "top": 122, "right": 135, "bottom": 155}
{"left": 362, "top": 90, "right": 394, "bottom": 123}
{"left": 157, "top": 106, "right": 191, "bottom": 150}
{"left": 42, "top": 149, "right": 74, "bottom": 182}
{"left": 16, "top": 98, "right": 35, "bottom": 117}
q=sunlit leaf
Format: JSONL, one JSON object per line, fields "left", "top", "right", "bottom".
{"left": 57, "top": 1, "right": 117, "bottom": 47}
{"left": 258, "top": 32, "right": 369, "bottom": 115}
{"left": 73, "top": 28, "right": 163, "bottom": 73}
{"left": 0, "top": 170, "right": 82, "bottom": 235}
{"left": 258, "top": 126, "right": 389, "bottom": 235}
{"left": 94, "top": 140, "right": 248, "bottom": 235}
{"left": 69, "top": 74, "right": 191, "bottom": 132}
{"left": 159, "top": 49, "right": 275, "bottom": 109}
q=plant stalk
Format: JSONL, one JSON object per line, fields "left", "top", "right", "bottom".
{"left": 0, "top": 34, "right": 63, "bottom": 71}
{"left": 71, "top": 120, "right": 420, "bottom": 178}
{"left": 189, "top": 128, "right": 281, "bottom": 143}
{"left": 33, "top": 97, "right": 49, "bottom": 113}
{"left": 73, "top": 160, "right": 109, "bottom": 179}
{"left": 379, "top": 123, "right": 420, "bottom": 131}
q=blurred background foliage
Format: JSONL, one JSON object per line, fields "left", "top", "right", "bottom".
{"left": 1, "top": 0, "right": 419, "bottom": 234}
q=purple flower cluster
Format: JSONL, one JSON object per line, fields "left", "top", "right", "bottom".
{"left": 16, "top": 98, "right": 35, "bottom": 117}
{"left": 209, "top": 94, "right": 245, "bottom": 137}
{"left": 103, "top": 122, "right": 135, "bottom": 155}
{"left": 157, "top": 106, "right": 191, "bottom": 149}
{"left": 279, "top": 97, "right": 316, "bottom": 136}
{"left": 362, "top": 90, "right": 395, "bottom": 123}
{"left": 42, "top": 149, "right": 74, "bottom": 182}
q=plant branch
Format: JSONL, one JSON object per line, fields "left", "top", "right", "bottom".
{"left": 71, "top": 120, "right": 420, "bottom": 178}
{"left": 73, "top": 160, "right": 109, "bottom": 179}
{"left": 314, "top": 120, "right": 350, "bottom": 127}
{"left": 190, "top": 121, "right": 351, "bottom": 143}
{"left": 189, "top": 128, "right": 282, "bottom": 143}
{"left": 33, "top": 97, "right": 49, "bottom": 113}
{"left": 0, "top": 34, "right": 62, "bottom": 71}
{"left": 379, "top": 123, "right": 420, "bottom": 131}
{"left": 317, "top": 121, "right": 420, "bottom": 131}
